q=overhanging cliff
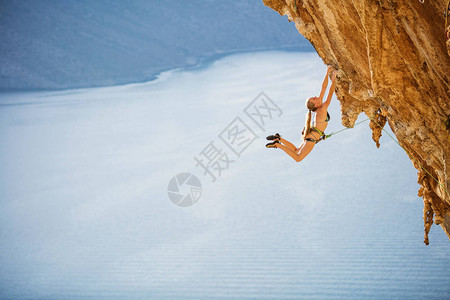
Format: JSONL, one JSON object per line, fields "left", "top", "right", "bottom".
{"left": 263, "top": 0, "right": 450, "bottom": 244}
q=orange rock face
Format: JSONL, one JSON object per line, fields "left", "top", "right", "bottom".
{"left": 263, "top": 0, "right": 450, "bottom": 244}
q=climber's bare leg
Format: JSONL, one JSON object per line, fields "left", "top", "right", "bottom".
{"left": 295, "top": 141, "right": 315, "bottom": 162}
{"left": 276, "top": 144, "right": 301, "bottom": 162}
{"left": 279, "top": 137, "right": 297, "bottom": 151}
{"left": 277, "top": 141, "right": 314, "bottom": 162}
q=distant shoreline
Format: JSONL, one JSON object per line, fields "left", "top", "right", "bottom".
{"left": 0, "top": 46, "right": 314, "bottom": 94}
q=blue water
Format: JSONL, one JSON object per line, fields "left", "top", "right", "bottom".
{"left": 0, "top": 51, "right": 448, "bottom": 299}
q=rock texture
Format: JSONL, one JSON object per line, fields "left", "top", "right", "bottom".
{"left": 263, "top": 0, "right": 450, "bottom": 244}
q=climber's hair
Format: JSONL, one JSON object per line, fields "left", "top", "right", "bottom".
{"left": 303, "top": 97, "right": 317, "bottom": 138}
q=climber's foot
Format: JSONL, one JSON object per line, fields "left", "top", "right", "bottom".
{"left": 266, "top": 133, "right": 281, "bottom": 141}
{"left": 266, "top": 141, "right": 279, "bottom": 148}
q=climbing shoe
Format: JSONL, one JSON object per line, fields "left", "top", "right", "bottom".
{"left": 266, "top": 133, "right": 281, "bottom": 141}
{"left": 266, "top": 141, "right": 279, "bottom": 148}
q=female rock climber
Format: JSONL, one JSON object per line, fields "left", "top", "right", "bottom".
{"left": 265, "top": 66, "right": 337, "bottom": 162}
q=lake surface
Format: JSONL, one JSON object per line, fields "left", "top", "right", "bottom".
{"left": 0, "top": 51, "right": 448, "bottom": 299}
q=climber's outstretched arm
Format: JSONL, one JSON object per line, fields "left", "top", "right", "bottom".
{"left": 323, "top": 70, "right": 337, "bottom": 109}
{"left": 318, "top": 66, "right": 333, "bottom": 101}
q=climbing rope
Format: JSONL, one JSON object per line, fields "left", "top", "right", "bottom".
{"left": 369, "top": 117, "right": 450, "bottom": 198}
{"left": 325, "top": 113, "right": 449, "bottom": 197}
{"left": 325, "top": 117, "right": 370, "bottom": 139}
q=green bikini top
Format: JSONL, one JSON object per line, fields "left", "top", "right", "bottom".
{"left": 314, "top": 112, "right": 330, "bottom": 124}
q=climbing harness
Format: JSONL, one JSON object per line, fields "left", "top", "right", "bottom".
{"left": 304, "top": 127, "right": 326, "bottom": 144}
{"left": 310, "top": 126, "right": 327, "bottom": 143}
